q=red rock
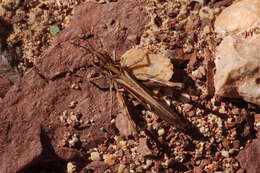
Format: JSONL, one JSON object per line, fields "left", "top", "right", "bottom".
{"left": 199, "top": 159, "right": 210, "bottom": 169}
{"left": 11, "top": 12, "right": 26, "bottom": 23}
{"left": 236, "top": 137, "right": 260, "bottom": 173}
{"left": 213, "top": 0, "right": 232, "bottom": 8}
{"left": 36, "top": 0, "right": 149, "bottom": 79}
{"left": 222, "top": 138, "right": 229, "bottom": 149}
{"left": 171, "top": 49, "right": 185, "bottom": 66}
{"left": 167, "top": 158, "right": 176, "bottom": 167}
{"left": 0, "top": 120, "right": 42, "bottom": 173}
{"left": 123, "top": 169, "right": 129, "bottom": 173}
{"left": 188, "top": 52, "right": 198, "bottom": 69}
{"left": 115, "top": 112, "right": 137, "bottom": 137}
{"left": 0, "top": 75, "right": 12, "bottom": 98}
{"left": 206, "top": 60, "right": 215, "bottom": 96}
{"left": 82, "top": 161, "right": 108, "bottom": 173}
{"left": 255, "top": 114, "right": 260, "bottom": 123}
{"left": 236, "top": 168, "right": 245, "bottom": 173}
{"left": 137, "top": 138, "right": 152, "bottom": 157}
{"left": 200, "top": 18, "right": 212, "bottom": 29}
{"left": 255, "top": 114, "right": 260, "bottom": 132}
{"left": 152, "top": 161, "right": 162, "bottom": 172}
{"left": 232, "top": 140, "right": 240, "bottom": 150}
{"left": 0, "top": 1, "right": 149, "bottom": 172}
{"left": 193, "top": 166, "right": 203, "bottom": 173}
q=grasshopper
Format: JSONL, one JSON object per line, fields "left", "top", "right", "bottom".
{"left": 73, "top": 36, "right": 195, "bottom": 134}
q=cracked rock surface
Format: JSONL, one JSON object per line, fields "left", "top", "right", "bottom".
{"left": 214, "top": 0, "right": 260, "bottom": 105}
{"left": 0, "top": 1, "right": 148, "bottom": 172}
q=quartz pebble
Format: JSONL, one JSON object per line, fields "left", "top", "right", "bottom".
{"left": 158, "top": 128, "right": 165, "bottom": 136}
{"left": 214, "top": 35, "right": 260, "bottom": 105}
{"left": 215, "top": 0, "right": 260, "bottom": 36}
{"left": 221, "top": 151, "right": 230, "bottom": 158}
{"left": 118, "top": 164, "right": 126, "bottom": 173}
{"left": 214, "top": 0, "right": 260, "bottom": 105}
{"left": 121, "top": 48, "right": 173, "bottom": 81}
{"left": 103, "top": 154, "right": 115, "bottom": 166}
{"left": 67, "top": 162, "right": 76, "bottom": 173}
{"left": 90, "top": 152, "right": 101, "bottom": 161}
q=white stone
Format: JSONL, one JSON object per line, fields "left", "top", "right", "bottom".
{"left": 67, "top": 162, "right": 76, "bottom": 173}
{"left": 214, "top": 35, "right": 260, "bottom": 105}
{"left": 90, "top": 151, "right": 101, "bottom": 161}
{"left": 121, "top": 48, "right": 173, "bottom": 81}
{"left": 157, "top": 128, "right": 165, "bottom": 136}
{"left": 215, "top": 0, "right": 260, "bottom": 36}
{"left": 103, "top": 154, "right": 115, "bottom": 166}
{"left": 118, "top": 164, "right": 126, "bottom": 173}
{"left": 221, "top": 150, "right": 230, "bottom": 158}
{"left": 214, "top": 0, "right": 260, "bottom": 105}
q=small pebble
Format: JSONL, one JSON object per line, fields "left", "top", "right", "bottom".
{"left": 103, "top": 154, "right": 115, "bottom": 166}
{"left": 221, "top": 150, "right": 230, "bottom": 158}
{"left": 143, "top": 159, "right": 153, "bottom": 169}
{"left": 228, "top": 148, "right": 236, "bottom": 155}
{"left": 67, "top": 162, "right": 76, "bottom": 173}
{"left": 119, "top": 140, "right": 127, "bottom": 148}
{"left": 71, "top": 83, "right": 80, "bottom": 90}
{"left": 90, "top": 151, "right": 101, "bottom": 161}
{"left": 68, "top": 134, "right": 79, "bottom": 147}
{"left": 118, "top": 164, "right": 126, "bottom": 173}
{"left": 158, "top": 128, "right": 165, "bottom": 136}
{"left": 68, "top": 101, "right": 78, "bottom": 108}
{"left": 179, "top": 93, "right": 191, "bottom": 103}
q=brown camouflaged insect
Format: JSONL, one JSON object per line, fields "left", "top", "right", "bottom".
{"left": 77, "top": 40, "right": 192, "bottom": 133}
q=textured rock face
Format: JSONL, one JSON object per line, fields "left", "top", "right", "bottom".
{"left": 0, "top": 76, "right": 12, "bottom": 98}
{"left": 214, "top": 0, "right": 260, "bottom": 36}
{"left": 214, "top": 35, "right": 260, "bottom": 105}
{"left": 0, "top": 1, "right": 149, "bottom": 173}
{"left": 236, "top": 137, "right": 260, "bottom": 173}
{"left": 214, "top": 0, "right": 260, "bottom": 105}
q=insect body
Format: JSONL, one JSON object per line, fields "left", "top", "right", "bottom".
{"left": 85, "top": 42, "right": 190, "bottom": 132}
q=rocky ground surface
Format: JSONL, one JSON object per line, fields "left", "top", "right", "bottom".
{"left": 0, "top": 0, "right": 259, "bottom": 173}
